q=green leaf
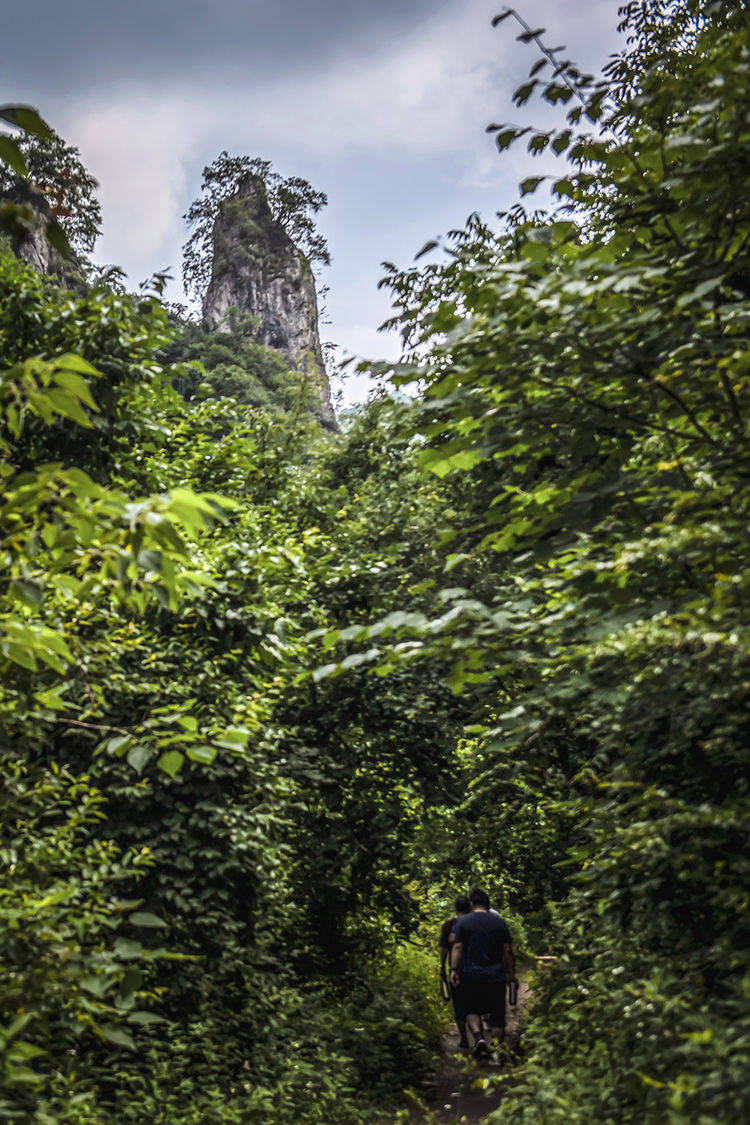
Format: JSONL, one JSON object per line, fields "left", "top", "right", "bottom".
{"left": 675, "top": 276, "right": 722, "bottom": 307}
{"left": 113, "top": 938, "right": 143, "bottom": 960}
{"left": 130, "top": 912, "right": 167, "bottom": 928}
{"left": 126, "top": 745, "right": 151, "bottom": 774}
{"left": 119, "top": 968, "right": 142, "bottom": 999}
{"left": 312, "top": 662, "right": 339, "bottom": 683}
{"left": 136, "top": 549, "right": 163, "bottom": 573}
{"left": 106, "top": 735, "right": 131, "bottom": 757}
{"left": 34, "top": 687, "right": 68, "bottom": 711}
{"left": 79, "top": 975, "right": 112, "bottom": 998}
{"left": 45, "top": 387, "right": 91, "bottom": 426}
{"left": 5, "top": 643, "right": 37, "bottom": 671}
{"left": 340, "top": 649, "right": 379, "bottom": 670}
{"left": 0, "top": 104, "right": 53, "bottom": 140}
{"left": 44, "top": 218, "right": 70, "bottom": 257}
{"left": 54, "top": 353, "right": 100, "bottom": 376}
{"left": 521, "top": 176, "right": 545, "bottom": 195}
{"left": 3, "top": 1013, "right": 34, "bottom": 1042}
{"left": 0, "top": 134, "right": 28, "bottom": 177}
{"left": 416, "top": 240, "right": 439, "bottom": 259}
{"left": 100, "top": 1024, "right": 136, "bottom": 1050}
{"left": 553, "top": 178, "right": 575, "bottom": 198}
{"left": 53, "top": 369, "right": 98, "bottom": 410}
{"left": 11, "top": 579, "right": 42, "bottom": 607}
{"left": 444, "top": 553, "right": 471, "bottom": 573}
{"left": 8, "top": 1041, "right": 45, "bottom": 1062}
{"left": 185, "top": 744, "right": 217, "bottom": 765}
{"left": 157, "top": 750, "right": 184, "bottom": 778}
{"left": 127, "top": 1011, "right": 165, "bottom": 1026}
{"left": 36, "top": 628, "right": 73, "bottom": 660}
{"left": 62, "top": 468, "right": 102, "bottom": 500}
{"left": 496, "top": 129, "right": 518, "bottom": 150}
{"left": 217, "top": 726, "right": 249, "bottom": 746}
{"left": 514, "top": 81, "right": 538, "bottom": 106}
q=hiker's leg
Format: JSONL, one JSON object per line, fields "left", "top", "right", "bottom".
{"left": 451, "top": 988, "right": 469, "bottom": 1048}
{"left": 467, "top": 1012, "right": 489, "bottom": 1059}
{"left": 488, "top": 984, "right": 506, "bottom": 1044}
{"left": 461, "top": 984, "right": 488, "bottom": 1056}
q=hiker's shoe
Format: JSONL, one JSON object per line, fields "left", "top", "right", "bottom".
{"left": 472, "top": 1038, "right": 489, "bottom": 1061}
{"left": 458, "top": 1037, "right": 470, "bottom": 1050}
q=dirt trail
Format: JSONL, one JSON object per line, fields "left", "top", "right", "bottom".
{"left": 408, "top": 974, "right": 531, "bottom": 1124}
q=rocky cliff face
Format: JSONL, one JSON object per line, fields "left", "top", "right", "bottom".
{"left": 202, "top": 173, "right": 336, "bottom": 429}
{"left": 4, "top": 180, "right": 56, "bottom": 273}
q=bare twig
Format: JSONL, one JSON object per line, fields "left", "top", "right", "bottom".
{"left": 45, "top": 716, "right": 131, "bottom": 736}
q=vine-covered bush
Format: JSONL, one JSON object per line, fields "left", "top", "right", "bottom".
{"left": 0, "top": 234, "right": 456, "bottom": 1120}
{"left": 318, "top": 2, "right": 750, "bottom": 1120}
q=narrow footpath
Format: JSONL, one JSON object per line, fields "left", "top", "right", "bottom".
{"left": 409, "top": 973, "right": 531, "bottom": 1124}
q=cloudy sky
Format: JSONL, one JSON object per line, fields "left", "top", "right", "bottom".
{"left": 4, "top": 0, "right": 623, "bottom": 402}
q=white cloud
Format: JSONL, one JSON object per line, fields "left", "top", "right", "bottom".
{"left": 240, "top": 0, "right": 505, "bottom": 156}
{"left": 53, "top": 0, "right": 517, "bottom": 290}
{"left": 49, "top": 0, "right": 623, "bottom": 391}
{"left": 55, "top": 95, "right": 203, "bottom": 282}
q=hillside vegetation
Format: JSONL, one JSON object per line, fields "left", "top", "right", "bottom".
{"left": 1, "top": 2, "right": 749, "bottom": 1122}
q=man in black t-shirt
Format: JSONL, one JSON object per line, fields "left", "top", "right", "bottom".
{"left": 449, "top": 887, "right": 515, "bottom": 1060}
{"left": 438, "top": 895, "right": 471, "bottom": 1048}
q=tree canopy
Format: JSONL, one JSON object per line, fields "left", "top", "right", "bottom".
{"left": 0, "top": 114, "right": 100, "bottom": 255}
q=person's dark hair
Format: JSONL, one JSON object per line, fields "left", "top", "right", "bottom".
{"left": 455, "top": 895, "right": 470, "bottom": 914}
{"left": 469, "top": 887, "right": 490, "bottom": 910}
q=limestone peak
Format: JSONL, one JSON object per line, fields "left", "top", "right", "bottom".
{"left": 202, "top": 173, "right": 336, "bottom": 429}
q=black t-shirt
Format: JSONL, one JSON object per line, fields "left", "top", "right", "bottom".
{"left": 453, "top": 911, "right": 512, "bottom": 983}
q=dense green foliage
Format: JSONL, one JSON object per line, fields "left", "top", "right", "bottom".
{"left": 0, "top": 224, "right": 456, "bottom": 1120}
{"left": 2, "top": 1, "right": 750, "bottom": 1121}
{"left": 0, "top": 106, "right": 74, "bottom": 259}
{"left": 322, "top": 1, "right": 750, "bottom": 1119}
{"left": 159, "top": 309, "right": 321, "bottom": 416}
{"left": 0, "top": 123, "right": 100, "bottom": 255}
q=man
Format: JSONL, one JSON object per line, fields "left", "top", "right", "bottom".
{"left": 449, "top": 887, "right": 515, "bottom": 1060}
{"left": 438, "top": 895, "right": 471, "bottom": 1048}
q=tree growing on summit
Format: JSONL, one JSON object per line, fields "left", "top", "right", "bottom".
{"left": 182, "top": 152, "right": 330, "bottom": 303}
{"left": 0, "top": 123, "right": 101, "bottom": 254}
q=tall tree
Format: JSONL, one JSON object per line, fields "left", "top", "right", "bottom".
{"left": 0, "top": 121, "right": 100, "bottom": 254}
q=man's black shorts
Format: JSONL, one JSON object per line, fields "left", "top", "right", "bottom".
{"left": 453, "top": 977, "right": 506, "bottom": 1026}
